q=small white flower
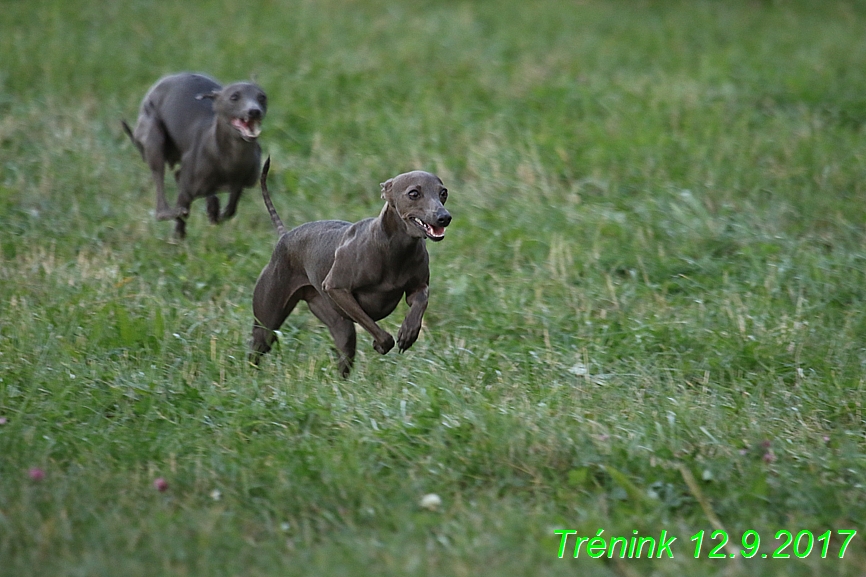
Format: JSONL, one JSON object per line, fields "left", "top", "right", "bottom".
{"left": 420, "top": 493, "right": 442, "bottom": 510}
{"left": 210, "top": 489, "right": 222, "bottom": 501}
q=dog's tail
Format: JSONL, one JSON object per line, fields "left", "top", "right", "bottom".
{"left": 260, "top": 157, "right": 288, "bottom": 237}
{"left": 121, "top": 119, "right": 145, "bottom": 158}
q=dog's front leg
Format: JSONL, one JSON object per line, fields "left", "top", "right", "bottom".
{"left": 323, "top": 285, "right": 395, "bottom": 355}
{"left": 221, "top": 186, "right": 243, "bottom": 221}
{"left": 397, "top": 285, "right": 428, "bottom": 352}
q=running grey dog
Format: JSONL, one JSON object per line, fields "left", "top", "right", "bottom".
{"left": 122, "top": 72, "right": 267, "bottom": 238}
{"left": 250, "top": 158, "right": 452, "bottom": 377}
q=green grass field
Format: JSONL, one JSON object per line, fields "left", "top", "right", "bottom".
{"left": 2, "top": 0, "right": 866, "bottom": 575}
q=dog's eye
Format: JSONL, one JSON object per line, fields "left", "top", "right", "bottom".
{"left": 408, "top": 189, "right": 420, "bottom": 199}
{"left": 439, "top": 189, "right": 448, "bottom": 203}
{"left": 230, "top": 92, "right": 240, "bottom": 102}
{"left": 258, "top": 94, "right": 267, "bottom": 105}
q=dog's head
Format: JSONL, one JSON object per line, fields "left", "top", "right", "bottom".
{"left": 199, "top": 81, "right": 267, "bottom": 142}
{"left": 381, "top": 171, "right": 452, "bottom": 242}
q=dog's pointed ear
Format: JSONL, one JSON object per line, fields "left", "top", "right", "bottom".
{"left": 196, "top": 89, "right": 221, "bottom": 101}
{"left": 380, "top": 178, "right": 393, "bottom": 200}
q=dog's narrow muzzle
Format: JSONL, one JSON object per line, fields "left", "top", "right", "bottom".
{"left": 436, "top": 210, "right": 452, "bottom": 228}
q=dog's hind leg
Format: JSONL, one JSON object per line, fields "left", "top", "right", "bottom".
{"left": 147, "top": 155, "right": 175, "bottom": 220}
{"left": 250, "top": 264, "right": 302, "bottom": 364}
{"left": 250, "top": 297, "right": 300, "bottom": 365}
{"left": 134, "top": 119, "right": 180, "bottom": 221}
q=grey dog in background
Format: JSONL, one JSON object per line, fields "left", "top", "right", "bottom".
{"left": 250, "top": 158, "right": 452, "bottom": 377}
{"left": 122, "top": 72, "right": 267, "bottom": 238}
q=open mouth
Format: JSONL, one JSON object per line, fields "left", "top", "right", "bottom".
{"left": 410, "top": 217, "right": 446, "bottom": 241}
{"left": 231, "top": 117, "right": 262, "bottom": 141}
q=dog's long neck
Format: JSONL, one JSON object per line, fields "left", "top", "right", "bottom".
{"left": 378, "top": 202, "right": 422, "bottom": 254}
{"left": 212, "top": 118, "right": 256, "bottom": 164}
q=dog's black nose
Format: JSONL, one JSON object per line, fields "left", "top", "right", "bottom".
{"left": 436, "top": 211, "right": 452, "bottom": 227}
{"left": 248, "top": 108, "right": 262, "bottom": 120}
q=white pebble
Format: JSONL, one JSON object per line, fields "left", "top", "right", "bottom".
{"left": 420, "top": 493, "right": 442, "bottom": 510}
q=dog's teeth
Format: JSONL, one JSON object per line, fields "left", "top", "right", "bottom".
{"left": 411, "top": 217, "right": 445, "bottom": 239}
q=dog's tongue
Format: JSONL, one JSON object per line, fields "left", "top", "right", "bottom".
{"left": 231, "top": 118, "right": 261, "bottom": 140}
{"left": 431, "top": 226, "right": 446, "bottom": 238}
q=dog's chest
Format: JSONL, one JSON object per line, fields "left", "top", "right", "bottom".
{"left": 326, "top": 228, "right": 428, "bottom": 321}
{"left": 189, "top": 148, "right": 258, "bottom": 191}
{"left": 352, "top": 263, "right": 424, "bottom": 320}
{"left": 352, "top": 286, "right": 407, "bottom": 321}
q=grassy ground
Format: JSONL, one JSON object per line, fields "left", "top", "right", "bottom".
{"left": 2, "top": 0, "right": 866, "bottom": 575}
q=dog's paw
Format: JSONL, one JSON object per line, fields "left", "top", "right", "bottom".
{"left": 374, "top": 334, "right": 395, "bottom": 355}
{"left": 396, "top": 325, "right": 420, "bottom": 352}
{"left": 157, "top": 207, "right": 190, "bottom": 221}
